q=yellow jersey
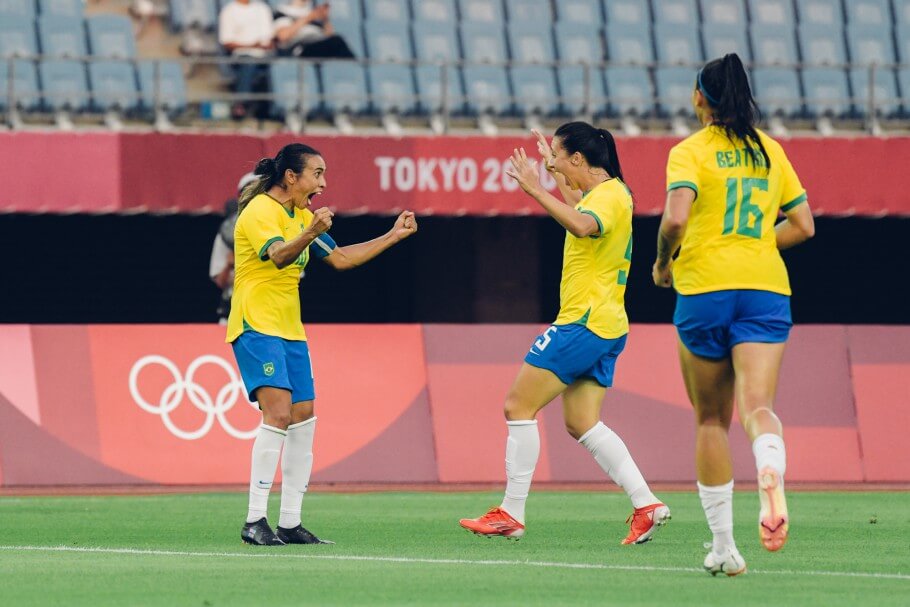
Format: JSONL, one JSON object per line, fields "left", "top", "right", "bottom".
{"left": 226, "top": 194, "right": 323, "bottom": 343}
{"left": 666, "top": 126, "right": 807, "bottom": 296}
{"left": 554, "top": 178, "right": 633, "bottom": 339}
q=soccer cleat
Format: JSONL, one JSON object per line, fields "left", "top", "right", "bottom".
{"left": 241, "top": 518, "right": 285, "bottom": 546}
{"left": 621, "top": 502, "right": 671, "bottom": 545}
{"left": 276, "top": 524, "right": 335, "bottom": 545}
{"left": 459, "top": 507, "right": 525, "bottom": 539}
{"left": 758, "top": 466, "right": 789, "bottom": 551}
{"left": 704, "top": 546, "right": 747, "bottom": 577}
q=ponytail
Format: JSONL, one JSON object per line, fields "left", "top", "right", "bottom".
{"left": 237, "top": 143, "right": 322, "bottom": 214}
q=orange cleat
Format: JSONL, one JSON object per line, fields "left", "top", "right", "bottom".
{"left": 758, "top": 467, "right": 789, "bottom": 551}
{"left": 459, "top": 507, "right": 525, "bottom": 539}
{"left": 622, "top": 502, "right": 671, "bottom": 545}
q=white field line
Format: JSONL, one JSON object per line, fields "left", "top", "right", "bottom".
{"left": 0, "top": 545, "right": 908, "bottom": 581}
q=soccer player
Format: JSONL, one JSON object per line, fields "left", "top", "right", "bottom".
{"left": 460, "top": 123, "right": 670, "bottom": 544}
{"left": 651, "top": 54, "right": 815, "bottom": 575}
{"left": 228, "top": 142, "right": 417, "bottom": 545}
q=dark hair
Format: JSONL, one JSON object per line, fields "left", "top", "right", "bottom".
{"left": 697, "top": 53, "right": 771, "bottom": 170}
{"left": 553, "top": 121, "right": 627, "bottom": 187}
{"left": 238, "top": 143, "right": 321, "bottom": 213}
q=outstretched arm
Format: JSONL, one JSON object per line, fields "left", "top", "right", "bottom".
{"left": 322, "top": 211, "right": 418, "bottom": 271}
{"left": 652, "top": 187, "right": 695, "bottom": 288}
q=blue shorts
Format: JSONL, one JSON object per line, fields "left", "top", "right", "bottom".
{"left": 524, "top": 324, "right": 627, "bottom": 387}
{"left": 231, "top": 330, "right": 315, "bottom": 403}
{"left": 674, "top": 289, "right": 792, "bottom": 360}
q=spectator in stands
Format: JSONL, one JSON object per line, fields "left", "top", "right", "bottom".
{"left": 210, "top": 172, "right": 258, "bottom": 324}
{"left": 218, "top": 0, "right": 276, "bottom": 119}
{"left": 273, "top": 1, "right": 356, "bottom": 59}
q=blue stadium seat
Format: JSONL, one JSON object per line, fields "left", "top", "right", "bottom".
{"left": 749, "top": 25, "right": 798, "bottom": 65}
{"left": 603, "top": 0, "right": 649, "bottom": 25}
{"left": 510, "top": 65, "right": 559, "bottom": 115}
{"left": 0, "top": 0, "right": 36, "bottom": 19}
{"left": 0, "top": 59, "right": 40, "bottom": 111}
{"left": 655, "top": 66, "right": 697, "bottom": 115}
{"left": 752, "top": 67, "right": 802, "bottom": 116}
{"left": 169, "top": 0, "right": 217, "bottom": 31}
{"left": 651, "top": 0, "right": 698, "bottom": 25}
{"left": 321, "top": 60, "right": 369, "bottom": 113}
{"left": 137, "top": 60, "right": 187, "bottom": 112}
{"left": 604, "top": 66, "right": 653, "bottom": 115}
{"left": 844, "top": 0, "right": 891, "bottom": 25}
{"left": 795, "top": 0, "right": 844, "bottom": 26}
{"left": 557, "top": 65, "right": 607, "bottom": 115}
{"left": 38, "top": 0, "right": 83, "bottom": 17}
{"left": 38, "top": 16, "right": 86, "bottom": 58}
{"left": 798, "top": 24, "right": 847, "bottom": 66}
{"left": 462, "top": 65, "right": 511, "bottom": 114}
{"left": 654, "top": 24, "right": 703, "bottom": 65}
{"left": 505, "top": 0, "right": 552, "bottom": 23}
{"left": 507, "top": 22, "right": 555, "bottom": 64}
{"left": 87, "top": 15, "right": 137, "bottom": 59}
{"left": 414, "top": 64, "right": 464, "bottom": 113}
{"left": 321, "top": 0, "right": 362, "bottom": 22}
{"left": 269, "top": 59, "right": 319, "bottom": 117}
{"left": 0, "top": 17, "right": 38, "bottom": 58}
{"left": 369, "top": 64, "right": 416, "bottom": 113}
{"left": 899, "top": 68, "right": 910, "bottom": 111}
{"left": 699, "top": 0, "right": 746, "bottom": 25}
{"left": 801, "top": 67, "right": 850, "bottom": 115}
{"left": 896, "top": 0, "right": 910, "bottom": 25}
{"left": 460, "top": 23, "right": 507, "bottom": 64}
{"left": 412, "top": 22, "right": 459, "bottom": 62}
{"left": 850, "top": 67, "right": 900, "bottom": 116}
{"left": 363, "top": 0, "right": 409, "bottom": 22}
{"left": 747, "top": 0, "right": 795, "bottom": 25}
{"left": 605, "top": 23, "right": 654, "bottom": 65}
{"left": 458, "top": 0, "right": 505, "bottom": 24}
{"left": 554, "top": 22, "right": 603, "bottom": 63}
{"left": 365, "top": 20, "right": 412, "bottom": 61}
{"left": 846, "top": 24, "right": 896, "bottom": 65}
{"left": 88, "top": 60, "right": 139, "bottom": 111}
{"left": 555, "top": 0, "right": 603, "bottom": 24}
{"left": 330, "top": 18, "right": 365, "bottom": 57}
{"left": 413, "top": 0, "right": 456, "bottom": 23}
{"left": 702, "top": 24, "right": 751, "bottom": 62}
{"left": 897, "top": 24, "right": 910, "bottom": 61}
{"left": 40, "top": 59, "right": 89, "bottom": 111}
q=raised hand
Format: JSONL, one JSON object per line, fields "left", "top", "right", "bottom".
{"left": 308, "top": 207, "right": 334, "bottom": 236}
{"left": 392, "top": 211, "right": 418, "bottom": 241}
{"left": 505, "top": 147, "right": 542, "bottom": 196}
{"left": 532, "top": 129, "right": 555, "bottom": 172}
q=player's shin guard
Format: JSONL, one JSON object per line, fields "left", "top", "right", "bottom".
{"left": 247, "top": 424, "right": 287, "bottom": 523}
{"left": 279, "top": 417, "right": 317, "bottom": 530}
{"left": 500, "top": 420, "right": 540, "bottom": 524}
{"left": 579, "top": 422, "right": 658, "bottom": 508}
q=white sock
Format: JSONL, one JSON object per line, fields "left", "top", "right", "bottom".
{"left": 578, "top": 422, "right": 658, "bottom": 508}
{"left": 278, "top": 417, "right": 317, "bottom": 529}
{"left": 752, "top": 433, "right": 787, "bottom": 478}
{"left": 499, "top": 420, "right": 540, "bottom": 524}
{"left": 246, "top": 424, "right": 287, "bottom": 523}
{"left": 698, "top": 480, "right": 736, "bottom": 554}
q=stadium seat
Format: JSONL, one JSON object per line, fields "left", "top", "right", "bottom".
{"left": 846, "top": 24, "right": 896, "bottom": 65}
{"left": 849, "top": 67, "right": 901, "bottom": 116}
{"left": 0, "top": 17, "right": 38, "bottom": 58}
{"left": 749, "top": 25, "right": 799, "bottom": 65}
{"left": 412, "top": 22, "right": 459, "bottom": 62}
{"left": 603, "top": 0, "right": 649, "bottom": 25}
{"left": 414, "top": 63, "right": 465, "bottom": 113}
{"left": 321, "top": 60, "right": 369, "bottom": 113}
{"left": 0, "top": 59, "right": 40, "bottom": 111}
{"left": 87, "top": 15, "right": 137, "bottom": 59}
{"left": 654, "top": 24, "right": 703, "bottom": 65}
{"left": 752, "top": 67, "right": 803, "bottom": 116}
{"left": 458, "top": 0, "right": 505, "bottom": 24}
{"left": 896, "top": 0, "right": 910, "bottom": 25}
{"left": 605, "top": 23, "right": 654, "bottom": 65}
{"left": 137, "top": 60, "right": 188, "bottom": 112}
{"left": 604, "top": 66, "right": 653, "bottom": 115}
{"left": 798, "top": 24, "right": 848, "bottom": 66}
{"left": 510, "top": 65, "right": 559, "bottom": 115}
{"left": 507, "top": 22, "right": 556, "bottom": 64}
{"left": 168, "top": 0, "right": 218, "bottom": 31}
{"left": 413, "top": 0, "right": 457, "bottom": 23}
{"left": 747, "top": 0, "right": 795, "bottom": 26}
{"left": 555, "top": 0, "right": 603, "bottom": 24}
{"left": 844, "top": 0, "right": 891, "bottom": 25}
{"left": 269, "top": 59, "right": 319, "bottom": 117}
{"left": 655, "top": 66, "right": 697, "bottom": 115}
{"left": 330, "top": 18, "right": 365, "bottom": 58}
{"left": 462, "top": 64, "right": 511, "bottom": 114}
{"left": 40, "top": 59, "right": 89, "bottom": 111}
{"left": 0, "top": 0, "right": 36, "bottom": 19}
{"left": 897, "top": 24, "right": 910, "bottom": 61}
{"left": 38, "top": 0, "right": 83, "bottom": 18}
{"left": 37, "top": 16, "right": 87, "bottom": 58}
{"left": 554, "top": 22, "right": 603, "bottom": 63}
{"left": 699, "top": 0, "right": 746, "bottom": 25}
{"left": 320, "top": 0, "right": 362, "bottom": 22}
{"left": 557, "top": 65, "right": 607, "bottom": 115}
{"left": 365, "top": 20, "right": 413, "bottom": 61}
{"left": 702, "top": 24, "right": 751, "bottom": 62}
{"left": 651, "top": 0, "right": 698, "bottom": 25}
{"left": 801, "top": 67, "right": 850, "bottom": 115}
{"left": 363, "top": 0, "right": 409, "bottom": 22}
{"left": 88, "top": 60, "right": 140, "bottom": 112}
{"left": 899, "top": 68, "right": 910, "bottom": 111}
{"left": 460, "top": 23, "right": 507, "bottom": 64}
{"left": 795, "top": 0, "right": 844, "bottom": 26}
{"left": 505, "top": 0, "right": 552, "bottom": 23}
{"left": 369, "top": 63, "right": 417, "bottom": 113}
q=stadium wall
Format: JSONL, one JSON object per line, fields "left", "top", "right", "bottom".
{"left": 0, "top": 324, "right": 907, "bottom": 487}
{"left": 1, "top": 133, "right": 908, "bottom": 216}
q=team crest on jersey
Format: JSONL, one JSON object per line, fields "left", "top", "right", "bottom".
{"left": 263, "top": 362, "right": 275, "bottom": 377}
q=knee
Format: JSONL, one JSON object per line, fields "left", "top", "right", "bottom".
{"left": 503, "top": 393, "right": 534, "bottom": 421}
{"left": 564, "top": 419, "right": 593, "bottom": 441}
{"left": 264, "top": 412, "right": 292, "bottom": 431}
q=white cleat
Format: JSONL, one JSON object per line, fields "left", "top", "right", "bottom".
{"left": 758, "top": 466, "right": 789, "bottom": 552}
{"left": 704, "top": 546, "right": 747, "bottom": 577}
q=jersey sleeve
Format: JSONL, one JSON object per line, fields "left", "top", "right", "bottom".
{"left": 580, "top": 190, "right": 617, "bottom": 238}
{"left": 309, "top": 232, "right": 337, "bottom": 259}
{"left": 239, "top": 202, "right": 285, "bottom": 261}
{"left": 776, "top": 147, "right": 808, "bottom": 213}
{"left": 666, "top": 143, "right": 700, "bottom": 199}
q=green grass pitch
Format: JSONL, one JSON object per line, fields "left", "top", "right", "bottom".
{"left": 0, "top": 491, "right": 908, "bottom": 606}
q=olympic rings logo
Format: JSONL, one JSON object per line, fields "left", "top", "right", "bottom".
{"left": 129, "top": 355, "right": 259, "bottom": 440}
